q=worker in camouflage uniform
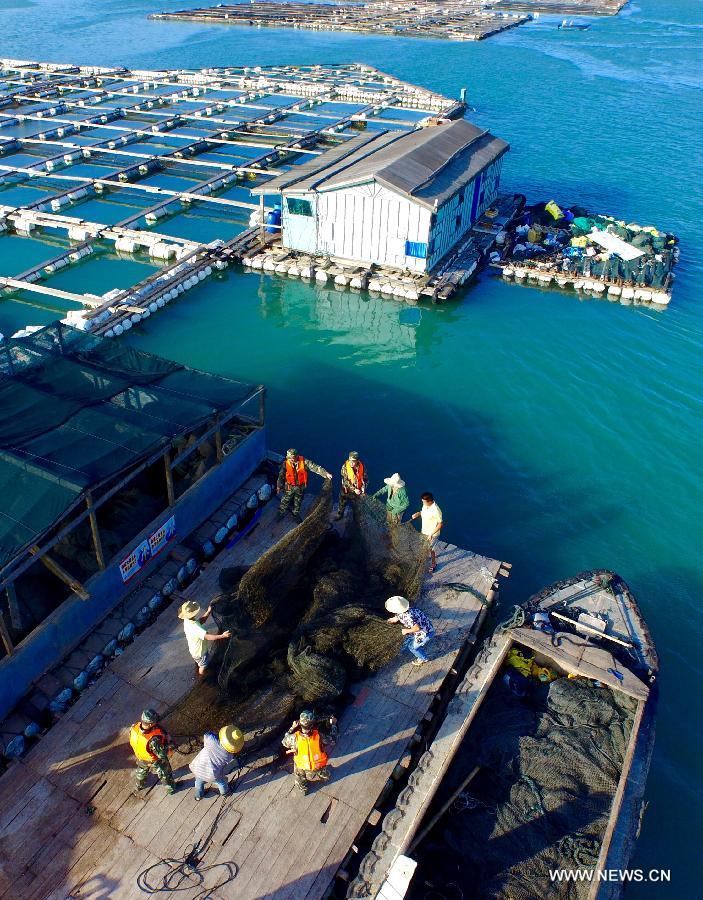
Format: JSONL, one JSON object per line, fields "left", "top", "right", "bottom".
{"left": 276, "top": 448, "right": 332, "bottom": 523}
{"left": 129, "top": 708, "right": 176, "bottom": 795}
{"left": 336, "top": 450, "right": 367, "bottom": 520}
{"left": 282, "top": 709, "right": 338, "bottom": 795}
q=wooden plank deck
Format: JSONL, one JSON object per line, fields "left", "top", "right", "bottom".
{"left": 0, "top": 501, "right": 501, "bottom": 900}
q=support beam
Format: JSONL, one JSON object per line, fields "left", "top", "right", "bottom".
{"left": 259, "top": 387, "right": 266, "bottom": 426}
{"left": 29, "top": 546, "right": 90, "bottom": 600}
{"left": 214, "top": 418, "right": 223, "bottom": 463}
{"left": 0, "top": 611, "right": 13, "bottom": 656}
{"left": 164, "top": 449, "right": 175, "bottom": 507}
{"left": 86, "top": 492, "right": 105, "bottom": 571}
{"left": 6, "top": 582, "right": 23, "bottom": 631}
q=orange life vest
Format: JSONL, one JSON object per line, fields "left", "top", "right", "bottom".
{"left": 293, "top": 730, "right": 328, "bottom": 771}
{"left": 285, "top": 456, "right": 308, "bottom": 487}
{"left": 130, "top": 722, "right": 167, "bottom": 762}
{"left": 343, "top": 459, "right": 365, "bottom": 491}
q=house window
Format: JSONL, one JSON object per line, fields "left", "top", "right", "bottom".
{"left": 405, "top": 240, "right": 428, "bottom": 259}
{"left": 286, "top": 197, "right": 313, "bottom": 217}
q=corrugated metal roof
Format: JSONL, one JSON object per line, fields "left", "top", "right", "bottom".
{"left": 252, "top": 119, "right": 509, "bottom": 210}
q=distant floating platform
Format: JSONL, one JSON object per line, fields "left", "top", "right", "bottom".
{"left": 150, "top": 1, "right": 531, "bottom": 42}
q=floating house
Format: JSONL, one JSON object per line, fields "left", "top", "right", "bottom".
{"left": 252, "top": 118, "right": 509, "bottom": 274}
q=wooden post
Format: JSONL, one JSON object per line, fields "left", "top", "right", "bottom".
{"left": 259, "top": 194, "right": 265, "bottom": 245}
{"left": 215, "top": 418, "right": 223, "bottom": 463}
{"left": 0, "top": 612, "right": 13, "bottom": 656}
{"left": 29, "top": 546, "right": 90, "bottom": 600}
{"left": 86, "top": 492, "right": 105, "bottom": 570}
{"left": 258, "top": 387, "right": 265, "bottom": 426}
{"left": 6, "top": 582, "right": 23, "bottom": 631}
{"left": 164, "top": 449, "right": 175, "bottom": 507}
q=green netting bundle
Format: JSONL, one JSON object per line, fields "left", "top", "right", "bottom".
{"left": 287, "top": 639, "right": 347, "bottom": 702}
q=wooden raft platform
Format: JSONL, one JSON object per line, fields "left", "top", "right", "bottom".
{"left": 0, "top": 502, "right": 502, "bottom": 900}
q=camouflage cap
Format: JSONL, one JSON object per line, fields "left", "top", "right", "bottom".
{"left": 299, "top": 709, "right": 315, "bottom": 726}
{"left": 286, "top": 448, "right": 297, "bottom": 459}
{"left": 141, "top": 708, "right": 159, "bottom": 724}
{"left": 348, "top": 451, "right": 360, "bottom": 461}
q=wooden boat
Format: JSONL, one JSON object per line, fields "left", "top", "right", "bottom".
{"left": 360, "top": 570, "right": 658, "bottom": 899}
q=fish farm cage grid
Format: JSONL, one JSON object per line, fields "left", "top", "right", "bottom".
{"left": 0, "top": 58, "right": 462, "bottom": 340}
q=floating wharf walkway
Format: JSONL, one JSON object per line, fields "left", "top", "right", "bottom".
{"left": 0, "top": 496, "right": 508, "bottom": 899}
{"left": 151, "top": 2, "right": 531, "bottom": 42}
{"left": 0, "top": 58, "right": 472, "bottom": 338}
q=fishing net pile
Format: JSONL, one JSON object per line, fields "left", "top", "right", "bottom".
{"left": 411, "top": 675, "right": 637, "bottom": 900}
{"left": 167, "top": 481, "right": 428, "bottom": 752}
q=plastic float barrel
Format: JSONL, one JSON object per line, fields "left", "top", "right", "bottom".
{"left": 130, "top": 313, "right": 141, "bottom": 324}
{"left": 368, "top": 279, "right": 381, "bottom": 292}
{"left": 197, "top": 269, "right": 207, "bottom": 281}
{"left": 246, "top": 493, "right": 259, "bottom": 510}
{"left": 621, "top": 287, "right": 635, "bottom": 300}
{"left": 202, "top": 539, "right": 216, "bottom": 559}
{"left": 315, "top": 270, "right": 328, "bottom": 284}
{"left": 257, "top": 483, "right": 272, "bottom": 502}
{"left": 122, "top": 319, "right": 133, "bottom": 331}
{"left": 275, "top": 262, "right": 288, "bottom": 274}
{"left": 380, "top": 282, "right": 394, "bottom": 295}
{"left": 263, "top": 259, "right": 276, "bottom": 272}
{"left": 350, "top": 276, "right": 363, "bottom": 289}
{"left": 502, "top": 266, "right": 515, "bottom": 278}
{"left": 161, "top": 577, "right": 177, "bottom": 598}
{"left": 404, "top": 288, "right": 420, "bottom": 301}
{"left": 334, "top": 274, "right": 348, "bottom": 286}
{"left": 650, "top": 292, "right": 670, "bottom": 305}
{"left": 214, "top": 526, "right": 229, "bottom": 545}
{"left": 113, "top": 323, "right": 124, "bottom": 336}
{"left": 226, "top": 512, "right": 239, "bottom": 531}
{"left": 608, "top": 285, "right": 622, "bottom": 297}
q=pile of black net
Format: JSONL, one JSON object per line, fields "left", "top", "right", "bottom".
{"left": 166, "top": 481, "right": 428, "bottom": 752}
{"left": 411, "top": 675, "right": 637, "bottom": 900}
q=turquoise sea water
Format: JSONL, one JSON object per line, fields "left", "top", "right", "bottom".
{"left": 1, "top": 0, "right": 701, "bottom": 891}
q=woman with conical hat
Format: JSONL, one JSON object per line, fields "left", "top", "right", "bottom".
{"left": 371, "top": 472, "right": 409, "bottom": 526}
{"left": 189, "top": 724, "right": 245, "bottom": 800}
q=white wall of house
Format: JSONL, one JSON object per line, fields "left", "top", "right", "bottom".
{"left": 315, "top": 183, "right": 432, "bottom": 273}
{"left": 279, "top": 154, "right": 504, "bottom": 274}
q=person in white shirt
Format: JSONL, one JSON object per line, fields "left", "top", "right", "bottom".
{"left": 411, "top": 492, "right": 443, "bottom": 573}
{"left": 178, "top": 600, "right": 231, "bottom": 675}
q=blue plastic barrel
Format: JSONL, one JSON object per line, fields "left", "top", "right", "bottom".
{"left": 265, "top": 206, "right": 282, "bottom": 234}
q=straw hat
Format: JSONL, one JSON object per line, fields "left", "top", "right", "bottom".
{"left": 177, "top": 600, "right": 201, "bottom": 620}
{"left": 219, "top": 725, "right": 245, "bottom": 754}
{"left": 385, "top": 595, "right": 409, "bottom": 615}
{"left": 383, "top": 473, "right": 405, "bottom": 489}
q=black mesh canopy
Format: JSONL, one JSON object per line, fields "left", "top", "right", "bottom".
{"left": 0, "top": 323, "right": 259, "bottom": 571}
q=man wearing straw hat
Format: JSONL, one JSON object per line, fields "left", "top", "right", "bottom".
{"left": 372, "top": 472, "right": 409, "bottom": 525}
{"left": 385, "top": 595, "right": 434, "bottom": 667}
{"left": 189, "top": 724, "right": 245, "bottom": 800}
{"left": 178, "top": 599, "right": 231, "bottom": 676}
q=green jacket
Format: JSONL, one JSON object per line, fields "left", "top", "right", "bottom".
{"left": 372, "top": 484, "right": 409, "bottom": 516}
